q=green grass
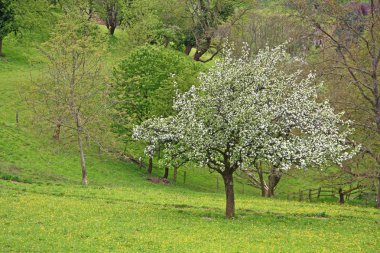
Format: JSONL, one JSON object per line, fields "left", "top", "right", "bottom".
{"left": 1, "top": 180, "right": 379, "bottom": 252}
{"left": 0, "top": 27, "right": 379, "bottom": 252}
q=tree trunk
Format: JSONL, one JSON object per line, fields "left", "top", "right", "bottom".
{"left": 223, "top": 173, "right": 235, "bottom": 218}
{"left": 339, "top": 188, "right": 345, "bottom": 204}
{"left": 0, "top": 37, "right": 3, "bottom": 57}
{"left": 148, "top": 157, "right": 153, "bottom": 175}
{"left": 193, "top": 51, "right": 204, "bottom": 61}
{"left": 163, "top": 167, "right": 169, "bottom": 179}
{"left": 106, "top": 4, "right": 117, "bottom": 36}
{"left": 184, "top": 45, "right": 192, "bottom": 55}
{"left": 173, "top": 166, "right": 178, "bottom": 183}
{"left": 76, "top": 119, "right": 87, "bottom": 185}
{"left": 257, "top": 168, "right": 266, "bottom": 197}
{"left": 53, "top": 122, "right": 61, "bottom": 141}
{"left": 265, "top": 188, "right": 273, "bottom": 197}
{"left": 193, "top": 37, "right": 211, "bottom": 61}
{"left": 108, "top": 24, "right": 116, "bottom": 35}
{"left": 377, "top": 176, "right": 380, "bottom": 208}
{"left": 265, "top": 167, "right": 282, "bottom": 198}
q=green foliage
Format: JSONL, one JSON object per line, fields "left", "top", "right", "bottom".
{"left": 12, "top": 0, "right": 52, "bottom": 34}
{"left": 0, "top": 0, "right": 16, "bottom": 48}
{"left": 112, "top": 45, "right": 204, "bottom": 140}
{"left": 0, "top": 0, "right": 54, "bottom": 56}
{"left": 123, "top": 0, "right": 186, "bottom": 48}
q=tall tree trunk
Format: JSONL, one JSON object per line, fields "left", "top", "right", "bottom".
{"left": 257, "top": 168, "right": 266, "bottom": 197}
{"left": 106, "top": 4, "right": 117, "bottom": 36}
{"left": 0, "top": 37, "right": 3, "bottom": 57}
{"left": 173, "top": 166, "right": 178, "bottom": 183}
{"left": 148, "top": 157, "right": 153, "bottom": 175}
{"left": 163, "top": 167, "right": 169, "bottom": 179}
{"left": 223, "top": 172, "right": 235, "bottom": 218}
{"left": 108, "top": 24, "right": 116, "bottom": 35}
{"left": 339, "top": 188, "right": 345, "bottom": 204}
{"left": 76, "top": 117, "right": 88, "bottom": 185}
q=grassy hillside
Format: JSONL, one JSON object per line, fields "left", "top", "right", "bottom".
{"left": 1, "top": 179, "right": 379, "bottom": 252}
{"left": 1, "top": 30, "right": 379, "bottom": 252}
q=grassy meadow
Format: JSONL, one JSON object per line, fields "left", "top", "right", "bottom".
{"left": 1, "top": 179, "right": 379, "bottom": 252}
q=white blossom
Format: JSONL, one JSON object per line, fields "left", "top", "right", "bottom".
{"left": 133, "top": 44, "right": 357, "bottom": 173}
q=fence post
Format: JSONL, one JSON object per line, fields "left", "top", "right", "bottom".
{"left": 317, "top": 187, "right": 322, "bottom": 199}
{"left": 308, "top": 189, "right": 312, "bottom": 201}
{"left": 183, "top": 171, "right": 187, "bottom": 184}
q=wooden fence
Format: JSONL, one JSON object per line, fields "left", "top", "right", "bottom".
{"left": 287, "top": 187, "right": 336, "bottom": 202}
{"left": 286, "top": 186, "right": 377, "bottom": 206}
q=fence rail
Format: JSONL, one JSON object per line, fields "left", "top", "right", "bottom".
{"left": 287, "top": 187, "right": 337, "bottom": 202}
{"left": 286, "top": 186, "right": 377, "bottom": 206}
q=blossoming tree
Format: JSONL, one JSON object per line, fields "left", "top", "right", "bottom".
{"left": 133, "top": 45, "right": 357, "bottom": 218}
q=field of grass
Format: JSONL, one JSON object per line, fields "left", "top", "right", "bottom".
{"left": 0, "top": 29, "right": 379, "bottom": 252}
{"left": 1, "top": 179, "right": 379, "bottom": 252}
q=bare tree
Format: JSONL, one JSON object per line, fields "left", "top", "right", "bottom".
{"left": 240, "top": 162, "right": 283, "bottom": 198}
{"left": 30, "top": 15, "right": 108, "bottom": 185}
{"left": 291, "top": 0, "right": 380, "bottom": 207}
{"left": 229, "top": 10, "right": 314, "bottom": 56}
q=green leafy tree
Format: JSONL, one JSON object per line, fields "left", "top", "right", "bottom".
{"left": 0, "top": 0, "right": 52, "bottom": 56}
{"left": 93, "top": 0, "right": 131, "bottom": 35}
{"left": 123, "top": 0, "right": 186, "bottom": 48}
{"left": 125, "top": 0, "right": 250, "bottom": 59}
{"left": 112, "top": 45, "right": 203, "bottom": 174}
{"left": 0, "top": 0, "right": 16, "bottom": 56}
{"left": 184, "top": 0, "right": 250, "bottom": 62}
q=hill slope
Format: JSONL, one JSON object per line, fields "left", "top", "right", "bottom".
{"left": 0, "top": 32, "right": 379, "bottom": 252}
